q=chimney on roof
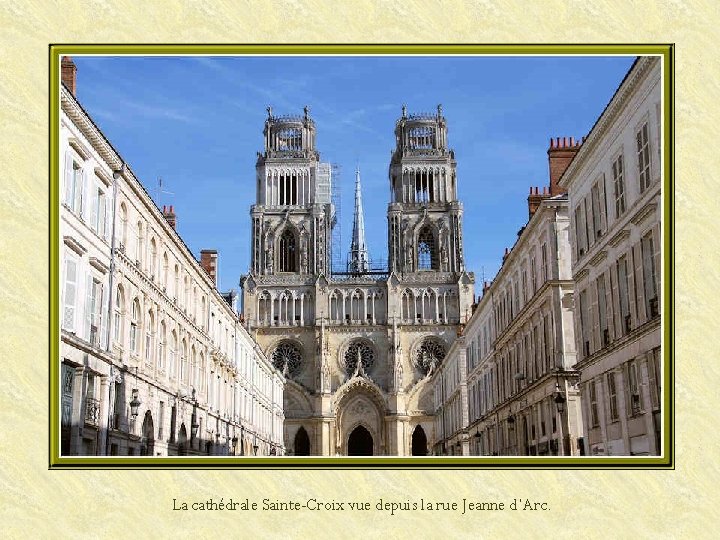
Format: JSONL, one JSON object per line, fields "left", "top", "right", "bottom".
{"left": 527, "top": 185, "right": 549, "bottom": 219}
{"left": 61, "top": 56, "right": 77, "bottom": 96}
{"left": 547, "top": 136, "right": 582, "bottom": 196}
{"left": 162, "top": 205, "right": 176, "bottom": 229}
{"left": 200, "top": 249, "right": 218, "bottom": 286}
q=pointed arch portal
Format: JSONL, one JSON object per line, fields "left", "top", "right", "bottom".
{"left": 294, "top": 426, "right": 310, "bottom": 456}
{"left": 347, "top": 425, "right": 373, "bottom": 456}
{"left": 412, "top": 425, "right": 428, "bottom": 456}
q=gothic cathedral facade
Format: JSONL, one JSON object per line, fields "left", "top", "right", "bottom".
{"left": 241, "top": 106, "right": 475, "bottom": 456}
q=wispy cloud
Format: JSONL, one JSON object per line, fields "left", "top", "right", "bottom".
{"left": 119, "top": 98, "right": 194, "bottom": 123}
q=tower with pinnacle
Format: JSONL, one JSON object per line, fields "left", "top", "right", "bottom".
{"left": 348, "top": 167, "right": 370, "bottom": 274}
{"left": 241, "top": 105, "right": 474, "bottom": 457}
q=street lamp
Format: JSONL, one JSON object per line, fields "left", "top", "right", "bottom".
{"left": 129, "top": 388, "right": 141, "bottom": 420}
{"left": 553, "top": 369, "right": 569, "bottom": 456}
{"left": 553, "top": 385, "right": 567, "bottom": 415}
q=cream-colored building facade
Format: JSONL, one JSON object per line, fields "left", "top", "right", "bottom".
{"left": 432, "top": 182, "right": 583, "bottom": 456}
{"left": 559, "top": 56, "right": 662, "bottom": 456}
{"left": 241, "top": 106, "right": 474, "bottom": 456}
{"left": 59, "top": 58, "right": 284, "bottom": 457}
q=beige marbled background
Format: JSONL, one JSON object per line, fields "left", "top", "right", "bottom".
{"left": 0, "top": 1, "right": 717, "bottom": 538}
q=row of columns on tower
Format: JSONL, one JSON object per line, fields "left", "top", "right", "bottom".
{"left": 395, "top": 168, "right": 455, "bottom": 204}
{"left": 401, "top": 290, "right": 457, "bottom": 324}
{"left": 257, "top": 292, "right": 312, "bottom": 327}
{"left": 263, "top": 170, "right": 313, "bottom": 206}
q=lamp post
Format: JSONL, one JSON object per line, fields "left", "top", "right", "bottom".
{"left": 553, "top": 369, "right": 569, "bottom": 456}
{"left": 129, "top": 365, "right": 142, "bottom": 439}
{"left": 190, "top": 388, "right": 199, "bottom": 452}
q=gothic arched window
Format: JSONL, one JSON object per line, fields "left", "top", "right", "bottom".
{"left": 278, "top": 229, "right": 297, "bottom": 272}
{"left": 417, "top": 226, "right": 437, "bottom": 270}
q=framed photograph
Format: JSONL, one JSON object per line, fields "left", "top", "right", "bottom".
{"left": 50, "top": 45, "right": 673, "bottom": 468}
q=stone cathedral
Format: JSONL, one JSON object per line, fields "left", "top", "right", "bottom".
{"left": 240, "top": 105, "right": 475, "bottom": 456}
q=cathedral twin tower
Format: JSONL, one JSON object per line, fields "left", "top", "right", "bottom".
{"left": 241, "top": 105, "right": 474, "bottom": 456}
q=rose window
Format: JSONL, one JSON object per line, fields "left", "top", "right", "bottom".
{"left": 415, "top": 339, "right": 446, "bottom": 374}
{"left": 344, "top": 341, "right": 375, "bottom": 376}
{"left": 272, "top": 342, "right": 303, "bottom": 377}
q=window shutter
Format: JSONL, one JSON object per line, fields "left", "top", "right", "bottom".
{"left": 104, "top": 196, "right": 111, "bottom": 241}
{"left": 62, "top": 257, "right": 77, "bottom": 330}
{"left": 90, "top": 184, "right": 98, "bottom": 232}
{"left": 80, "top": 168, "right": 87, "bottom": 219}
{"left": 599, "top": 173, "right": 608, "bottom": 232}
{"left": 626, "top": 250, "right": 637, "bottom": 326}
{"left": 100, "top": 283, "right": 108, "bottom": 350}
{"left": 73, "top": 166, "right": 82, "bottom": 214}
{"left": 85, "top": 278, "right": 94, "bottom": 342}
{"left": 63, "top": 151, "right": 73, "bottom": 206}
{"left": 590, "top": 280, "right": 599, "bottom": 351}
{"left": 652, "top": 225, "right": 661, "bottom": 303}
{"left": 633, "top": 243, "right": 646, "bottom": 322}
{"left": 623, "top": 363, "right": 631, "bottom": 418}
{"left": 647, "top": 352, "right": 658, "bottom": 410}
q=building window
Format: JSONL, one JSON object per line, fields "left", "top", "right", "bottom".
{"left": 129, "top": 299, "right": 140, "bottom": 354}
{"left": 113, "top": 286, "right": 123, "bottom": 344}
{"left": 158, "top": 322, "right": 166, "bottom": 370}
{"left": 417, "top": 226, "right": 437, "bottom": 270}
{"left": 278, "top": 229, "right": 297, "bottom": 272}
{"left": 149, "top": 238, "right": 157, "bottom": 280}
{"left": 579, "top": 289, "right": 590, "bottom": 358}
{"left": 119, "top": 203, "right": 128, "bottom": 250}
{"left": 144, "top": 311, "right": 153, "bottom": 364}
{"left": 612, "top": 153, "right": 626, "bottom": 218}
{"left": 63, "top": 152, "right": 84, "bottom": 215}
{"left": 181, "top": 341, "right": 189, "bottom": 384}
{"left": 87, "top": 278, "right": 103, "bottom": 347}
{"left": 271, "top": 341, "right": 303, "bottom": 378}
{"left": 344, "top": 340, "right": 375, "bottom": 376}
{"left": 642, "top": 233, "right": 658, "bottom": 318}
{"left": 92, "top": 186, "right": 107, "bottom": 238}
{"left": 617, "top": 256, "right": 631, "bottom": 334}
{"left": 541, "top": 243, "right": 548, "bottom": 282}
{"left": 589, "top": 380, "right": 599, "bottom": 427}
{"left": 136, "top": 221, "right": 144, "bottom": 265}
{"left": 169, "top": 331, "right": 177, "bottom": 378}
{"left": 597, "top": 275, "right": 609, "bottom": 347}
{"left": 591, "top": 178, "right": 606, "bottom": 239}
{"left": 62, "top": 254, "right": 78, "bottom": 331}
{"left": 648, "top": 348, "right": 661, "bottom": 410}
{"left": 416, "top": 338, "right": 446, "bottom": 375}
{"left": 607, "top": 371, "right": 618, "bottom": 421}
{"left": 637, "top": 122, "right": 651, "bottom": 193}
{"left": 627, "top": 360, "right": 643, "bottom": 416}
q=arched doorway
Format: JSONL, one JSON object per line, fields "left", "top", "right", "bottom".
{"left": 294, "top": 427, "right": 310, "bottom": 456}
{"left": 178, "top": 424, "right": 188, "bottom": 456}
{"left": 411, "top": 425, "right": 428, "bottom": 456}
{"left": 347, "top": 425, "right": 373, "bottom": 456}
{"left": 141, "top": 410, "right": 154, "bottom": 456}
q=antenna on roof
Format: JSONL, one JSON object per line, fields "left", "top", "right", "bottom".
{"left": 155, "top": 177, "right": 174, "bottom": 207}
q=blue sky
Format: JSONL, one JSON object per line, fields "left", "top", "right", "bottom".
{"left": 71, "top": 55, "right": 635, "bottom": 293}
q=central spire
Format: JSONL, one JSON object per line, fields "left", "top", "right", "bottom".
{"left": 348, "top": 166, "right": 369, "bottom": 273}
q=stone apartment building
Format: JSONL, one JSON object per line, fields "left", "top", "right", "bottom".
{"left": 559, "top": 56, "right": 662, "bottom": 456}
{"left": 59, "top": 57, "right": 285, "bottom": 457}
{"left": 432, "top": 139, "right": 584, "bottom": 456}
